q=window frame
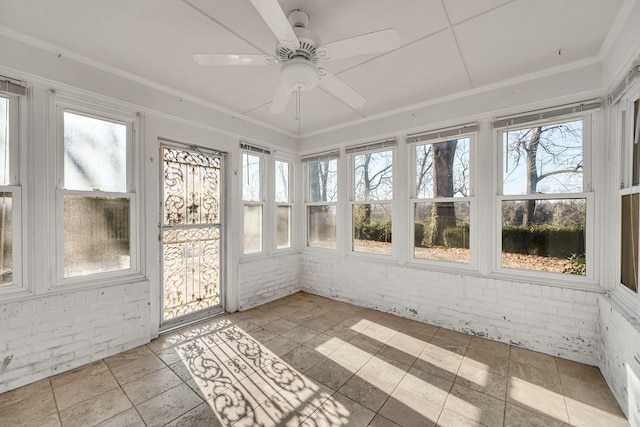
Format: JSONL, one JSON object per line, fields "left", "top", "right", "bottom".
{"left": 241, "top": 149, "right": 265, "bottom": 255}
{"left": 274, "top": 157, "right": 294, "bottom": 252}
{"left": 494, "top": 112, "right": 595, "bottom": 282}
{"left": 408, "top": 132, "right": 477, "bottom": 268}
{"left": 53, "top": 100, "right": 139, "bottom": 286}
{"left": 0, "top": 91, "right": 25, "bottom": 297}
{"left": 303, "top": 152, "right": 339, "bottom": 251}
{"left": 615, "top": 85, "right": 640, "bottom": 315}
{"left": 349, "top": 145, "right": 395, "bottom": 258}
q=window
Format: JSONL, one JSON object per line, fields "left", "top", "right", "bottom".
{"left": 58, "top": 107, "right": 136, "bottom": 279}
{"left": 275, "top": 159, "right": 292, "bottom": 250}
{"left": 620, "top": 96, "right": 640, "bottom": 293}
{"left": 497, "top": 114, "right": 592, "bottom": 277}
{"left": 349, "top": 141, "right": 395, "bottom": 255}
{"left": 409, "top": 130, "right": 473, "bottom": 264}
{"left": 242, "top": 150, "right": 264, "bottom": 254}
{"left": 304, "top": 151, "right": 338, "bottom": 249}
{"left": 0, "top": 86, "right": 23, "bottom": 289}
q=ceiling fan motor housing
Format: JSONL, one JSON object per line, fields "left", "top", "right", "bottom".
{"left": 276, "top": 10, "right": 321, "bottom": 63}
{"left": 281, "top": 57, "right": 319, "bottom": 91}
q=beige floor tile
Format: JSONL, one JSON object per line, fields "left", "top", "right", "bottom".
{"left": 463, "top": 347, "right": 510, "bottom": 377}
{"left": 504, "top": 402, "right": 572, "bottom": 427}
{"left": 263, "top": 335, "right": 300, "bottom": 357}
{"left": 430, "top": 328, "right": 472, "bottom": 355}
{"left": 290, "top": 381, "right": 335, "bottom": 419}
{"left": 349, "top": 333, "right": 386, "bottom": 353}
{"left": 361, "top": 322, "right": 398, "bottom": 345}
{"left": 338, "top": 374, "right": 393, "bottom": 412}
{"left": 281, "top": 345, "right": 326, "bottom": 373}
{"left": 110, "top": 353, "right": 166, "bottom": 385}
{"left": 511, "top": 346, "right": 557, "bottom": 371}
{"left": 397, "top": 366, "right": 453, "bottom": 407}
{"left": 507, "top": 377, "right": 569, "bottom": 423}
{"left": 247, "top": 327, "right": 279, "bottom": 343}
{"left": 415, "top": 343, "right": 464, "bottom": 382}
{"left": 437, "top": 408, "right": 485, "bottom": 427}
{"left": 386, "top": 331, "right": 428, "bottom": 356}
{"left": 444, "top": 384, "right": 505, "bottom": 427}
{"left": 50, "top": 360, "right": 109, "bottom": 389}
{"left": 306, "top": 392, "right": 376, "bottom": 427}
{"left": 121, "top": 366, "right": 183, "bottom": 405}
{"left": 368, "top": 414, "right": 402, "bottom": 427}
{"left": 328, "top": 342, "right": 374, "bottom": 372}
{"left": 556, "top": 357, "right": 608, "bottom": 386}
{"left": 468, "top": 336, "right": 511, "bottom": 359}
{"left": 103, "top": 345, "right": 152, "bottom": 369}
{"left": 305, "top": 357, "right": 356, "bottom": 391}
{"left": 281, "top": 325, "right": 321, "bottom": 344}
{"left": 53, "top": 368, "right": 119, "bottom": 410}
{"left": 377, "top": 344, "right": 418, "bottom": 366}
{"left": 0, "top": 390, "right": 58, "bottom": 427}
{"left": 561, "top": 375, "right": 625, "bottom": 415}
{"left": 356, "top": 356, "right": 408, "bottom": 390}
{"left": 379, "top": 387, "right": 442, "bottom": 427}
{"left": 304, "top": 314, "right": 341, "bottom": 333}
{"left": 510, "top": 358, "right": 562, "bottom": 393}
{"left": 95, "top": 408, "right": 145, "bottom": 427}
{"left": 304, "top": 333, "right": 346, "bottom": 356}
{"left": 455, "top": 360, "right": 508, "bottom": 400}
{"left": 262, "top": 318, "right": 298, "bottom": 334}
{"left": 233, "top": 392, "right": 298, "bottom": 427}
{"left": 164, "top": 402, "right": 224, "bottom": 427}
{"left": 565, "top": 397, "right": 630, "bottom": 427}
{"left": 136, "top": 383, "right": 203, "bottom": 427}
{"left": 59, "top": 387, "right": 132, "bottom": 427}
{"left": 154, "top": 346, "right": 183, "bottom": 365}
{"left": 0, "top": 378, "right": 51, "bottom": 409}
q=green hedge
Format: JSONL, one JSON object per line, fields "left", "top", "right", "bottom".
{"left": 354, "top": 219, "right": 391, "bottom": 242}
{"left": 443, "top": 224, "right": 470, "bottom": 249}
{"left": 502, "top": 225, "right": 584, "bottom": 258}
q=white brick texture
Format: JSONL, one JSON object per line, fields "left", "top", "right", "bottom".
{"left": 598, "top": 296, "right": 640, "bottom": 427}
{"left": 301, "top": 252, "right": 601, "bottom": 364}
{"left": 0, "top": 280, "right": 150, "bottom": 393}
{"left": 238, "top": 254, "right": 301, "bottom": 310}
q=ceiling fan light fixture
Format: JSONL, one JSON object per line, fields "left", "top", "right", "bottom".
{"left": 280, "top": 57, "right": 319, "bottom": 91}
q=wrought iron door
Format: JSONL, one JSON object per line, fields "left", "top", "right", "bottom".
{"left": 161, "top": 145, "right": 224, "bottom": 327}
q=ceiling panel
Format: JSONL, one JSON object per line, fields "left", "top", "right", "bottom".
{"left": 442, "top": 0, "right": 514, "bottom": 25}
{"left": 336, "top": 30, "right": 472, "bottom": 116}
{"left": 454, "top": 0, "right": 624, "bottom": 87}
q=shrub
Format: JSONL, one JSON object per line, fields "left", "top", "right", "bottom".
{"left": 414, "top": 223, "right": 425, "bottom": 247}
{"left": 443, "top": 224, "right": 470, "bottom": 248}
{"left": 563, "top": 253, "right": 586, "bottom": 275}
{"left": 502, "top": 225, "right": 584, "bottom": 258}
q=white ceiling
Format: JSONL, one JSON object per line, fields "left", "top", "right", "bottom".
{"left": 0, "top": 0, "right": 626, "bottom": 137}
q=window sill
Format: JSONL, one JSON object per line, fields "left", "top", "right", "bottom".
{"left": 487, "top": 270, "right": 603, "bottom": 293}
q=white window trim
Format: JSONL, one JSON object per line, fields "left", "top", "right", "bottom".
{"left": 52, "top": 98, "right": 141, "bottom": 288}
{"left": 0, "top": 91, "right": 26, "bottom": 298}
{"left": 274, "top": 157, "right": 294, "bottom": 252}
{"left": 303, "top": 155, "right": 339, "bottom": 251}
{"left": 348, "top": 146, "right": 395, "bottom": 259}
{"left": 241, "top": 149, "right": 266, "bottom": 256}
{"left": 406, "top": 132, "right": 478, "bottom": 269}
{"left": 493, "top": 112, "right": 596, "bottom": 284}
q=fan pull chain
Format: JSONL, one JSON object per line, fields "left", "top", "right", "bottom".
{"left": 295, "top": 87, "right": 301, "bottom": 135}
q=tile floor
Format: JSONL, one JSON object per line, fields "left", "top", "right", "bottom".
{"left": 0, "top": 292, "right": 630, "bottom": 427}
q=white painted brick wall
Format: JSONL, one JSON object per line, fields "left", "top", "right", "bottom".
{"left": 301, "top": 252, "right": 601, "bottom": 364}
{"left": 598, "top": 296, "right": 640, "bottom": 427}
{"left": 238, "top": 254, "right": 301, "bottom": 310}
{"left": 0, "top": 279, "right": 150, "bottom": 393}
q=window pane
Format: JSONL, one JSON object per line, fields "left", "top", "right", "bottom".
{"left": 414, "top": 201, "right": 470, "bottom": 263}
{"left": 501, "top": 198, "right": 586, "bottom": 274}
{"left": 276, "top": 205, "right": 291, "bottom": 249}
{"left": 243, "top": 204, "right": 262, "bottom": 253}
{"left": 621, "top": 193, "right": 639, "bottom": 292}
{"left": 633, "top": 99, "right": 640, "bottom": 186}
{"left": 503, "top": 120, "right": 583, "bottom": 195}
{"left": 416, "top": 139, "right": 470, "bottom": 199}
{"left": 0, "top": 192, "right": 13, "bottom": 285}
{"left": 64, "top": 195, "right": 130, "bottom": 277}
{"left": 64, "top": 112, "right": 127, "bottom": 192}
{"left": 275, "top": 160, "right": 290, "bottom": 203}
{"left": 354, "top": 150, "right": 393, "bottom": 201}
{"left": 242, "top": 153, "right": 261, "bottom": 201}
{"left": 353, "top": 203, "right": 392, "bottom": 255}
{"left": 0, "top": 97, "right": 9, "bottom": 186}
{"left": 308, "top": 205, "right": 336, "bottom": 249}
{"left": 308, "top": 159, "right": 337, "bottom": 203}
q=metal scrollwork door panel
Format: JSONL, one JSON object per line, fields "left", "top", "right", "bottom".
{"left": 161, "top": 145, "right": 224, "bottom": 327}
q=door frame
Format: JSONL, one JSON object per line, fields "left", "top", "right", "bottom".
{"left": 158, "top": 139, "right": 227, "bottom": 332}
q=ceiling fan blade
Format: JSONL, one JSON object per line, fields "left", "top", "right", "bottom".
{"left": 318, "top": 69, "right": 366, "bottom": 109}
{"left": 193, "top": 53, "right": 277, "bottom": 66}
{"left": 269, "top": 80, "right": 292, "bottom": 114}
{"left": 249, "top": 0, "right": 299, "bottom": 50}
{"left": 318, "top": 29, "right": 401, "bottom": 61}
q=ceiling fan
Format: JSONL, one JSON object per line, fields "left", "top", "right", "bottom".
{"left": 193, "top": 0, "right": 402, "bottom": 114}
